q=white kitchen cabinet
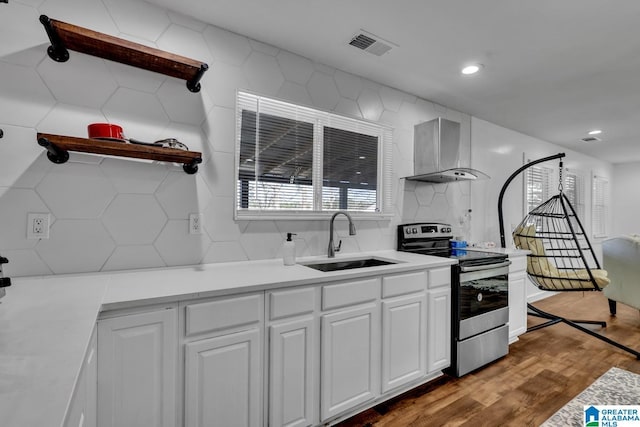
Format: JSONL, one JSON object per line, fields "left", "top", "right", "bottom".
{"left": 427, "top": 267, "right": 451, "bottom": 373}
{"left": 381, "top": 293, "right": 427, "bottom": 392}
{"left": 64, "top": 327, "right": 97, "bottom": 427}
{"left": 267, "top": 287, "right": 317, "bottom": 427}
{"left": 184, "top": 328, "right": 262, "bottom": 427}
{"left": 508, "top": 255, "right": 528, "bottom": 341}
{"left": 380, "top": 271, "right": 428, "bottom": 394}
{"left": 182, "top": 293, "right": 264, "bottom": 427}
{"left": 89, "top": 263, "right": 452, "bottom": 427}
{"left": 269, "top": 317, "right": 316, "bottom": 427}
{"left": 320, "top": 303, "right": 380, "bottom": 422}
{"left": 97, "top": 307, "right": 177, "bottom": 427}
{"left": 427, "top": 287, "right": 451, "bottom": 372}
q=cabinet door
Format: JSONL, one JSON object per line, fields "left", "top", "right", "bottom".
{"left": 321, "top": 304, "right": 380, "bottom": 421}
{"left": 508, "top": 271, "right": 527, "bottom": 341}
{"left": 381, "top": 293, "right": 427, "bottom": 393}
{"left": 184, "top": 328, "right": 262, "bottom": 427}
{"left": 269, "top": 317, "right": 316, "bottom": 427}
{"left": 98, "top": 308, "right": 177, "bottom": 427}
{"left": 427, "top": 287, "right": 451, "bottom": 372}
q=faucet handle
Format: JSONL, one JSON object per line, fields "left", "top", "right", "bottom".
{"left": 335, "top": 240, "right": 342, "bottom": 253}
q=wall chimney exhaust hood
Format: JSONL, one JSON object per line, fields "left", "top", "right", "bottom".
{"left": 405, "top": 117, "right": 489, "bottom": 183}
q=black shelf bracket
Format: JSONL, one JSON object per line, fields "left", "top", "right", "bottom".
{"left": 186, "top": 64, "right": 208, "bottom": 93}
{"left": 40, "top": 15, "right": 70, "bottom": 62}
{"left": 183, "top": 158, "right": 202, "bottom": 175}
{"left": 38, "top": 137, "right": 70, "bottom": 164}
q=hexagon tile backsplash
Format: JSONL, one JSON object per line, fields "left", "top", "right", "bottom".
{"left": 0, "top": 0, "right": 469, "bottom": 277}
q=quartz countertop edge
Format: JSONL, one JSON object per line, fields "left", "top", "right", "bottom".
{"left": 0, "top": 250, "right": 454, "bottom": 427}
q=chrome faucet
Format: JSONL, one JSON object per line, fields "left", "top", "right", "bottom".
{"left": 328, "top": 211, "right": 356, "bottom": 258}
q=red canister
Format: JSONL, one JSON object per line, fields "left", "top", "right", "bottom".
{"left": 87, "top": 123, "right": 124, "bottom": 140}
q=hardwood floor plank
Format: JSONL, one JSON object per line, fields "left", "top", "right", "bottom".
{"left": 337, "top": 291, "right": 640, "bottom": 426}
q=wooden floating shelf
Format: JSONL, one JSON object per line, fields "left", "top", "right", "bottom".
{"left": 39, "top": 15, "right": 209, "bottom": 92}
{"left": 37, "top": 133, "right": 203, "bottom": 174}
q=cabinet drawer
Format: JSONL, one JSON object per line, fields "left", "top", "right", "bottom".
{"left": 322, "top": 277, "right": 379, "bottom": 310}
{"left": 428, "top": 267, "right": 451, "bottom": 289}
{"left": 185, "top": 293, "right": 263, "bottom": 337}
{"left": 382, "top": 271, "right": 426, "bottom": 298}
{"left": 509, "top": 256, "right": 527, "bottom": 273}
{"left": 269, "top": 287, "right": 315, "bottom": 320}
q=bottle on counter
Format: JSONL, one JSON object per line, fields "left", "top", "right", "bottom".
{"left": 283, "top": 233, "right": 297, "bottom": 266}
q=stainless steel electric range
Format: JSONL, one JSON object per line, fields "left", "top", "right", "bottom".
{"left": 397, "top": 222, "right": 511, "bottom": 377}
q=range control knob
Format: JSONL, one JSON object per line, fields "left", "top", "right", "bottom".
{"left": 405, "top": 227, "right": 412, "bottom": 234}
{"left": 412, "top": 228, "right": 418, "bottom": 234}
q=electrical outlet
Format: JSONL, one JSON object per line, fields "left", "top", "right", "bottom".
{"left": 27, "top": 213, "right": 50, "bottom": 239}
{"left": 189, "top": 213, "right": 203, "bottom": 235}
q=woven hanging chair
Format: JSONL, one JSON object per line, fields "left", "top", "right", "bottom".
{"left": 513, "top": 193, "right": 609, "bottom": 292}
{"left": 507, "top": 159, "right": 640, "bottom": 359}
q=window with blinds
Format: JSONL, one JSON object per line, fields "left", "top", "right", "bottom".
{"left": 592, "top": 175, "right": 609, "bottom": 238}
{"left": 236, "top": 92, "right": 392, "bottom": 217}
{"left": 524, "top": 164, "right": 554, "bottom": 214}
{"left": 563, "top": 170, "right": 585, "bottom": 222}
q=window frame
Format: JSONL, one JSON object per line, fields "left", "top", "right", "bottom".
{"left": 235, "top": 91, "right": 393, "bottom": 220}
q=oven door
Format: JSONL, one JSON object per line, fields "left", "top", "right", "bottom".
{"left": 457, "top": 261, "right": 510, "bottom": 340}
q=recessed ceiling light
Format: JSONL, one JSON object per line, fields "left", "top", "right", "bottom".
{"left": 588, "top": 129, "right": 602, "bottom": 135}
{"left": 461, "top": 64, "right": 482, "bottom": 75}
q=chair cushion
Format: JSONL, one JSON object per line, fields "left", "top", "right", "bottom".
{"left": 513, "top": 224, "right": 609, "bottom": 290}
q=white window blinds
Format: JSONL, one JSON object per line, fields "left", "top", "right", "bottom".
{"left": 525, "top": 164, "right": 554, "bottom": 214}
{"left": 592, "top": 175, "right": 609, "bottom": 238}
{"left": 563, "top": 170, "right": 585, "bottom": 222}
{"left": 236, "top": 91, "right": 392, "bottom": 217}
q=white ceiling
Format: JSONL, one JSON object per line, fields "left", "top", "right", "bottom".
{"left": 148, "top": 0, "right": 640, "bottom": 164}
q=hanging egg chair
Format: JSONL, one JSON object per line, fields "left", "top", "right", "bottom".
{"left": 500, "top": 155, "right": 640, "bottom": 359}
{"left": 513, "top": 192, "right": 610, "bottom": 292}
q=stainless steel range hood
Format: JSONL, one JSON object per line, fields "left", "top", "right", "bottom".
{"left": 405, "top": 117, "right": 489, "bottom": 183}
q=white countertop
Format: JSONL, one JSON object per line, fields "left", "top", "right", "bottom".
{"left": 0, "top": 250, "right": 455, "bottom": 427}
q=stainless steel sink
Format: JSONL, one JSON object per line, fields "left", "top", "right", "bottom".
{"left": 300, "top": 257, "right": 398, "bottom": 272}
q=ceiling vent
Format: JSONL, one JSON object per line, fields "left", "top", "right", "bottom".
{"left": 348, "top": 30, "right": 396, "bottom": 56}
{"left": 580, "top": 136, "right": 601, "bottom": 143}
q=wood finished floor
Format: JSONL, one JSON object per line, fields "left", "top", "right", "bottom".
{"left": 337, "top": 291, "right": 640, "bottom": 427}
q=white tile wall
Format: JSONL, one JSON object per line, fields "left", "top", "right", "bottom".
{"left": 0, "top": 0, "right": 489, "bottom": 277}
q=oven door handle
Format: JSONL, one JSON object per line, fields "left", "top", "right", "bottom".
{"left": 459, "top": 260, "right": 512, "bottom": 273}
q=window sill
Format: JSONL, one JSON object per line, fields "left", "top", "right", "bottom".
{"left": 235, "top": 211, "right": 394, "bottom": 221}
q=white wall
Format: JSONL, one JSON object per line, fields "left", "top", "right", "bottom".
{"left": 470, "top": 117, "right": 614, "bottom": 300}
{"left": 611, "top": 162, "right": 640, "bottom": 236}
{"left": 0, "top": 0, "right": 613, "bottom": 280}
{"left": 0, "top": 0, "right": 473, "bottom": 277}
